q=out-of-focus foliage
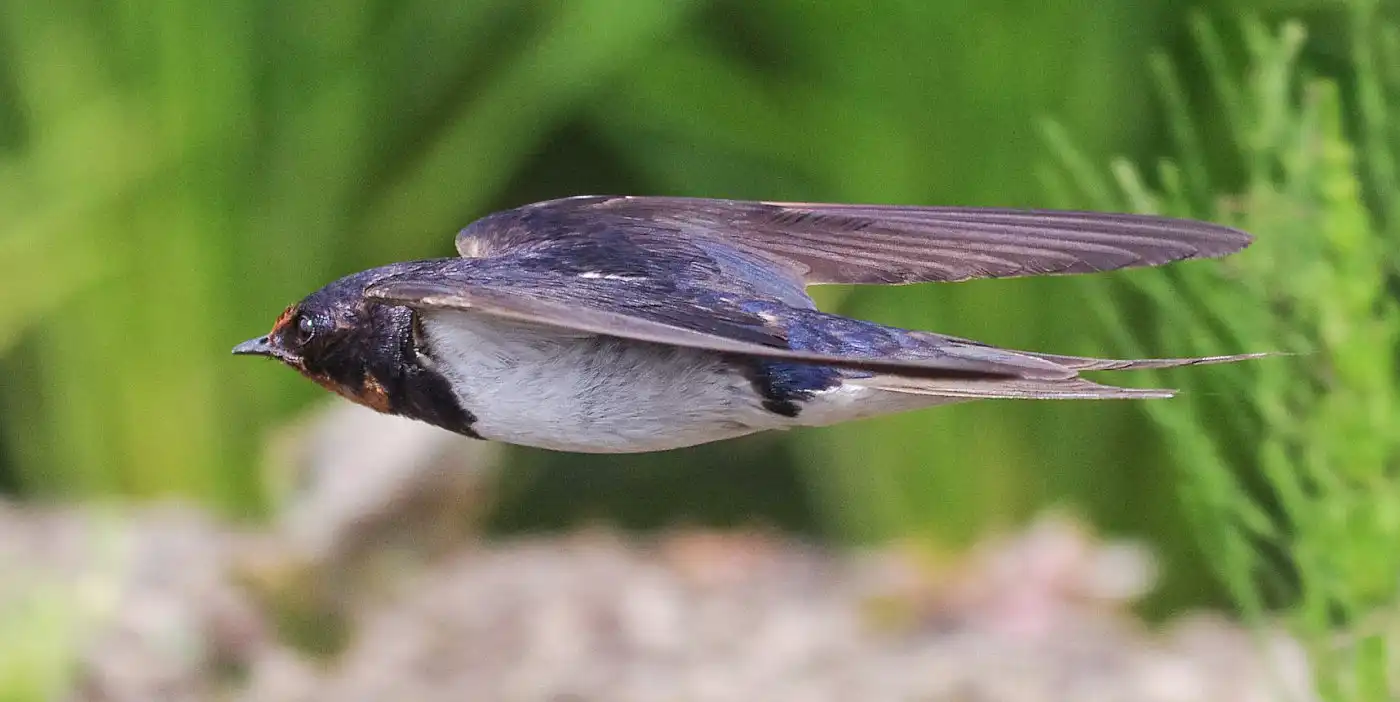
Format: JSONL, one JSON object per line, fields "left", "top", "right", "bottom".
{"left": 0, "top": 581, "right": 86, "bottom": 702}
{"left": 1047, "top": 7, "right": 1400, "bottom": 699}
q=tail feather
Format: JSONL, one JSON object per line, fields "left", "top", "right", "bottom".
{"left": 847, "top": 350, "right": 1272, "bottom": 400}
{"left": 1022, "top": 351, "right": 1272, "bottom": 372}
{"left": 853, "top": 374, "right": 1176, "bottom": 400}
{"left": 900, "top": 330, "right": 1270, "bottom": 375}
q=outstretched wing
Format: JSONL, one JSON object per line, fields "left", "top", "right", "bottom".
{"left": 455, "top": 195, "right": 1253, "bottom": 286}
{"left": 362, "top": 267, "right": 1078, "bottom": 381}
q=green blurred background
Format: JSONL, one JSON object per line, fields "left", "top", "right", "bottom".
{"left": 0, "top": 0, "right": 1393, "bottom": 624}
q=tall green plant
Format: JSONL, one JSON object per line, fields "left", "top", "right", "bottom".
{"left": 1045, "top": 9, "right": 1400, "bottom": 699}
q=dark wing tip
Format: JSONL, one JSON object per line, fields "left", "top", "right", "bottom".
{"left": 1143, "top": 213, "right": 1253, "bottom": 256}
{"left": 1193, "top": 220, "right": 1254, "bottom": 257}
{"left": 756, "top": 204, "right": 1259, "bottom": 284}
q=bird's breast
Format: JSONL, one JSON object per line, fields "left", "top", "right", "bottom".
{"left": 415, "top": 310, "right": 791, "bottom": 452}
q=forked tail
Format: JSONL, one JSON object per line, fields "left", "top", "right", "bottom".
{"left": 850, "top": 350, "right": 1267, "bottom": 400}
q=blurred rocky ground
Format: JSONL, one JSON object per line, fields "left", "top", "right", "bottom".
{"left": 0, "top": 503, "right": 1314, "bottom": 702}
{"left": 0, "top": 406, "right": 1315, "bottom": 702}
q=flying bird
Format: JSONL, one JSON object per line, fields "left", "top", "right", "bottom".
{"left": 233, "top": 196, "right": 1260, "bottom": 453}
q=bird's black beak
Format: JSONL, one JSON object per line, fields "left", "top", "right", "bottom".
{"left": 231, "top": 335, "right": 294, "bottom": 363}
{"left": 232, "top": 335, "right": 274, "bottom": 357}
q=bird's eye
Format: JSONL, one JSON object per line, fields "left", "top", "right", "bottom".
{"left": 295, "top": 315, "right": 317, "bottom": 343}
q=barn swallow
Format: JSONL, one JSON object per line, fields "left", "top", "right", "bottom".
{"left": 233, "top": 196, "right": 1260, "bottom": 453}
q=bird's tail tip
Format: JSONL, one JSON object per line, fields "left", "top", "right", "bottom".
{"left": 1031, "top": 350, "right": 1276, "bottom": 372}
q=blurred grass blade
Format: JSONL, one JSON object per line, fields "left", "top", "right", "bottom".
{"left": 365, "top": 0, "right": 702, "bottom": 254}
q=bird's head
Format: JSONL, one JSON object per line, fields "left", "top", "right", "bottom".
{"left": 233, "top": 270, "right": 413, "bottom": 413}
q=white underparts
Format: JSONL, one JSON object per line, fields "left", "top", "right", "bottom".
{"left": 419, "top": 310, "right": 772, "bottom": 452}
{"left": 416, "top": 310, "right": 958, "bottom": 453}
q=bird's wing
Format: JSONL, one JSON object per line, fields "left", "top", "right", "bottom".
{"left": 454, "top": 195, "right": 1253, "bottom": 286}
{"left": 363, "top": 270, "right": 1077, "bottom": 381}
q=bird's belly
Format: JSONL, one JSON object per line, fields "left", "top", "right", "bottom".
{"left": 419, "top": 312, "right": 782, "bottom": 453}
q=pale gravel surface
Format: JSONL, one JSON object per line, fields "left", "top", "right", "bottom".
{"left": 251, "top": 529, "right": 1309, "bottom": 702}
{"left": 0, "top": 500, "right": 1313, "bottom": 702}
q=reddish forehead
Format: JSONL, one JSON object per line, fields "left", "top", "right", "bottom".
{"left": 269, "top": 305, "right": 297, "bottom": 335}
